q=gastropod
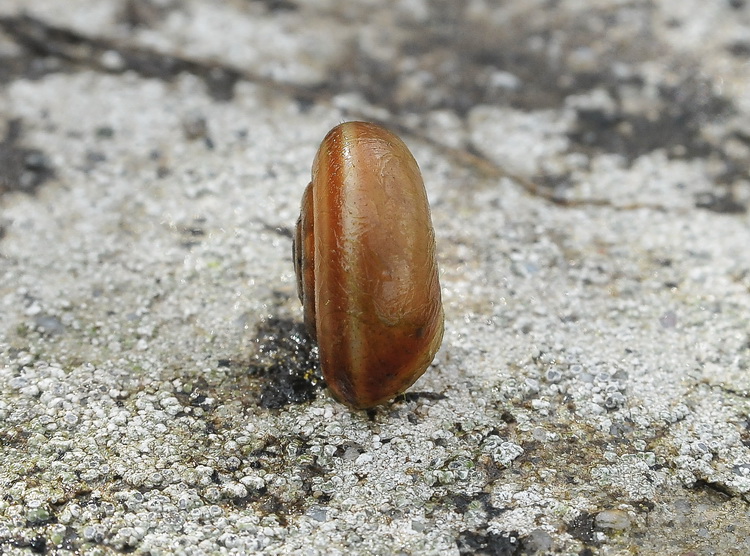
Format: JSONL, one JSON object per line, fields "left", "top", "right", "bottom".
{"left": 293, "top": 121, "right": 444, "bottom": 409}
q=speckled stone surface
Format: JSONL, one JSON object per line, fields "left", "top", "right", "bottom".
{"left": 1, "top": 1, "right": 749, "bottom": 555}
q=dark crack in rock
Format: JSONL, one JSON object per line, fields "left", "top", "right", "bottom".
{"left": 0, "top": 14, "right": 241, "bottom": 101}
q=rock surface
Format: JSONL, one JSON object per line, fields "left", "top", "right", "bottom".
{"left": 1, "top": 1, "right": 749, "bottom": 554}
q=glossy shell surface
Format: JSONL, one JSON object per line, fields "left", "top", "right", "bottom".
{"left": 294, "top": 121, "right": 444, "bottom": 409}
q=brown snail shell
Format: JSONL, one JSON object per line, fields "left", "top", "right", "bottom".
{"left": 293, "top": 121, "right": 444, "bottom": 409}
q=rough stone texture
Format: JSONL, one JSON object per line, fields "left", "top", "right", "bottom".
{"left": 1, "top": 1, "right": 749, "bottom": 555}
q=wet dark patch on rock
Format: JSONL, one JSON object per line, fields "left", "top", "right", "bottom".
{"left": 567, "top": 511, "right": 600, "bottom": 546}
{"left": 448, "top": 492, "right": 505, "bottom": 520}
{"left": 9, "top": 535, "right": 47, "bottom": 554}
{"left": 231, "top": 317, "right": 323, "bottom": 409}
{"left": 567, "top": 75, "right": 733, "bottom": 162}
{"left": 0, "top": 119, "right": 55, "bottom": 196}
{"left": 332, "top": 4, "right": 663, "bottom": 116}
{"left": 326, "top": 3, "right": 743, "bottom": 181}
{"left": 456, "top": 530, "right": 523, "bottom": 556}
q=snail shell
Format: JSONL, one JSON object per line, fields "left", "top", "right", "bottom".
{"left": 293, "top": 121, "right": 444, "bottom": 409}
